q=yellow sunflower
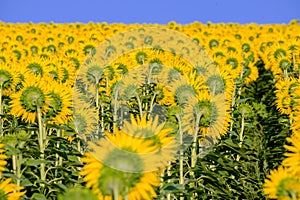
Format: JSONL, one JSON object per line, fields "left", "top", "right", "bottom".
{"left": 155, "top": 84, "right": 176, "bottom": 106}
{"left": 243, "top": 61, "right": 259, "bottom": 85}
{"left": 122, "top": 114, "right": 177, "bottom": 165}
{"left": 221, "top": 50, "right": 244, "bottom": 79}
{"left": 275, "top": 78, "right": 299, "bottom": 115}
{"left": 81, "top": 128, "right": 162, "bottom": 199}
{"left": 10, "top": 74, "right": 50, "bottom": 123}
{"left": 0, "top": 144, "right": 7, "bottom": 178}
{"left": 0, "top": 145, "right": 25, "bottom": 200}
{"left": 264, "top": 166, "right": 300, "bottom": 199}
{"left": 184, "top": 70, "right": 208, "bottom": 94}
{"left": 46, "top": 82, "right": 73, "bottom": 125}
{"left": 183, "top": 89, "right": 228, "bottom": 140}
{"left": 0, "top": 178, "right": 26, "bottom": 200}
{"left": 0, "top": 62, "right": 20, "bottom": 96}
{"left": 283, "top": 133, "right": 300, "bottom": 175}
{"left": 270, "top": 53, "right": 293, "bottom": 79}
{"left": 24, "top": 56, "right": 50, "bottom": 77}
{"left": 71, "top": 104, "right": 98, "bottom": 137}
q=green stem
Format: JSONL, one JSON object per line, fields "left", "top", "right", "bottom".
{"left": 100, "top": 102, "right": 105, "bottom": 134}
{"left": 135, "top": 93, "right": 143, "bottom": 120}
{"left": 112, "top": 185, "right": 119, "bottom": 200}
{"left": 291, "top": 191, "right": 297, "bottom": 200}
{"left": 37, "top": 106, "right": 46, "bottom": 184}
{"left": 237, "top": 112, "right": 245, "bottom": 161}
{"left": 176, "top": 114, "right": 184, "bottom": 185}
{"left": 77, "top": 139, "right": 82, "bottom": 154}
{"left": 95, "top": 82, "right": 100, "bottom": 139}
{"left": 12, "top": 154, "right": 17, "bottom": 179}
{"left": 191, "top": 113, "right": 202, "bottom": 169}
{"left": 229, "top": 84, "right": 237, "bottom": 132}
{"left": 166, "top": 164, "right": 172, "bottom": 200}
{"left": 113, "top": 89, "right": 119, "bottom": 134}
{"left": 123, "top": 187, "right": 129, "bottom": 200}
{"left": 284, "top": 68, "right": 288, "bottom": 81}
{"left": 292, "top": 53, "right": 296, "bottom": 72}
{"left": 55, "top": 129, "right": 61, "bottom": 181}
{"left": 148, "top": 93, "right": 157, "bottom": 118}
{"left": 17, "top": 154, "right": 22, "bottom": 187}
{"left": 189, "top": 111, "right": 202, "bottom": 200}
{"left": 176, "top": 113, "right": 185, "bottom": 200}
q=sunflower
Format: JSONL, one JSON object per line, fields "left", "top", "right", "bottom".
{"left": 63, "top": 51, "right": 85, "bottom": 71}
{"left": 57, "top": 60, "right": 77, "bottom": 86}
{"left": 10, "top": 74, "right": 50, "bottom": 123}
{"left": 264, "top": 166, "right": 300, "bottom": 199}
{"left": 0, "top": 178, "right": 26, "bottom": 200}
{"left": 283, "top": 133, "right": 300, "bottom": 175}
{"left": 75, "top": 59, "right": 105, "bottom": 100}
{"left": 24, "top": 56, "right": 50, "bottom": 77}
{"left": 46, "top": 82, "right": 73, "bottom": 125}
{"left": 275, "top": 78, "right": 299, "bottom": 115}
{"left": 242, "top": 60, "right": 259, "bottom": 85}
{"left": 0, "top": 144, "right": 25, "bottom": 200}
{"left": 71, "top": 103, "right": 98, "bottom": 137}
{"left": 81, "top": 128, "right": 162, "bottom": 199}
{"left": 184, "top": 70, "right": 208, "bottom": 93}
{"left": 183, "top": 89, "right": 228, "bottom": 140}
{"left": 0, "top": 62, "right": 20, "bottom": 96}
{"left": 220, "top": 50, "right": 244, "bottom": 79}
{"left": 166, "top": 75, "right": 197, "bottom": 106}
{"left": 267, "top": 43, "right": 289, "bottom": 74}
{"left": 122, "top": 114, "right": 177, "bottom": 164}
{"left": 155, "top": 84, "right": 176, "bottom": 106}
{"left": 0, "top": 144, "right": 7, "bottom": 178}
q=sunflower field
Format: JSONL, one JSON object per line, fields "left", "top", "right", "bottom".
{"left": 0, "top": 20, "right": 299, "bottom": 200}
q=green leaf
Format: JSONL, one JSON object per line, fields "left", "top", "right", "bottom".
{"left": 162, "top": 183, "right": 185, "bottom": 191}
{"left": 25, "top": 159, "right": 49, "bottom": 166}
{"left": 31, "top": 193, "right": 47, "bottom": 200}
{"left": 21, "top": 178, "right": 33, "bottom": 187}
{"left": 5, "top": 144, "right": 20, "bottom": 155}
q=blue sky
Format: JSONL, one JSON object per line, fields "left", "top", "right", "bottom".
{"left": 0, "top": 0, "right": 299, "bottom": 24}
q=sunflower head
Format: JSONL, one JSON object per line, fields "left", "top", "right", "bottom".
{"left": 279, "top": 57, "right": 292, "bottom": 72}
{"left": 206, "top": 75, "right": 225, "bottom": 96}
{"left": 26, "top": 62, "right": 44, "bottom": 76}
{"left": 97, "top": 148, "right": 144, "bottom": 196}
{"left": 47, "top": 92, "right": 62, "bottom": 116}
{"left": 227, "top": 56, "right": 239, "bottom": 69}
{"left": 167, "top": 68, "right": 182, "bottom": 83}
{"left": 276, "top": 177, "right": 300, "bottom": 199}
{"left": 149, "top": 58, "right": 163, "bottom": 75}
{"left": 135, "top": 51, "right": 148, "bottom": 64}
{"left": 196, "top": 99, "right": 218, "bottom": 127}
{"left": 86, "top": 65, "right": 103, "bottom": 84}
{"left": 20, "top": 86, "right": 46, "bottom": 111}
{"left": 273, "top": 48, "right": 287, "bottom": 59}
{"left": 242, "top": 43, "right": 251, "bottom": 53}
{"left": 0, "top": 69, "right": 12, "bottom": 89}
{"left": 209, "top": 39, "right": 219, "bottom": 49}
{"left": 0, "top": 144, "right": 7, "bottom": 179}
{"left": 0, "top": 178, "right": 26, "bottom": 200}
{"left": 174, "top": 83, "right": 196, "bottom": 104}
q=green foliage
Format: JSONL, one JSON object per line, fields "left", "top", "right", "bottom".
{"left": 158, "top": 62, "right": 291, "bottom": 199}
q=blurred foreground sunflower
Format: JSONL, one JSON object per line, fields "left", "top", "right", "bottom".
{"left": 264, "top": 166, "right": 300, "bottom": 199}
{"left": 0, "top": 178, "right": 26, "bottom": 200}
{"left": 81, "top": 126, "right": 171, "bottom": 199}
